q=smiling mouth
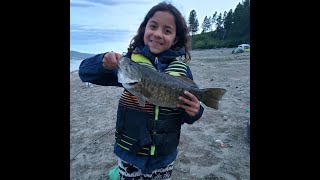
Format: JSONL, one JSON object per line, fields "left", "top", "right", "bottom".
{"left": 150, "top": 40, "right": 162, "bottom": 45}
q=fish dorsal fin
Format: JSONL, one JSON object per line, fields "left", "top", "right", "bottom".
{"left": 178, "top": 76, "right": 199, "bottom": 88}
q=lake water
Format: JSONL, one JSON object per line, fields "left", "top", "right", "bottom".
{"left": 70, "top": 60, "right": 83, "bottom": 72}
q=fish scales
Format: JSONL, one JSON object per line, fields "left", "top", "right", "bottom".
{"left": 140, "top": 69, "right": 186, "bottom": 107}
{"left": 117, "top": 57, "right": 227, "bottom": 109}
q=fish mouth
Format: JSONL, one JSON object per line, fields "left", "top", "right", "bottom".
{"left": 117, "top": 57, "right": 142, "bottom": 85}
{"left": 117, "top": 67, "right": 140, "bottom": 84}
{"left": 122, "top": 81, "right": 140, "bottom": 90}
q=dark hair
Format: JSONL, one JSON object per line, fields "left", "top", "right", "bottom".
{"left": 127, "top": 1, "right": 191, "bottom": 62}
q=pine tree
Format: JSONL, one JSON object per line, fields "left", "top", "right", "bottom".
{"left": 201, "top": 16, "right": 208, "bottom": 33}
{"left": 223, "top": 9, "right": 234, "bottom": 39}
{"left": 215, "top": 13, "right": 223, "bottom": 39}
{"left": 188, "top": 10, "right": 199, "bottom": 36}
{"left": 211, "top": 11, "right": 217, "bottom": 31}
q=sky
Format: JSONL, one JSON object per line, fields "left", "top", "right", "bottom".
{"left": 70, "top": 0, "right": 242, "bottom": 54}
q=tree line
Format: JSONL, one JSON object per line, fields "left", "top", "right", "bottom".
{"left": 188, "top": 0, "right": 250, "bottom": 49}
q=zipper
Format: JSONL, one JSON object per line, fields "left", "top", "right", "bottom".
{"left": 150, "top": 105, "right": 159, "bottom": 156}
{"left": 154, "top": 57, "right": 161, "bottom": 72}
{"left": 151, "top": 58, "right": 159, "bottom": 155}
{"left": 155, "top": 57, "right": 159, "bottom": 64}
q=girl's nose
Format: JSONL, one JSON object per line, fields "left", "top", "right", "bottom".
{"left": 153, "top": 29, "right": 162, "bottom": 38}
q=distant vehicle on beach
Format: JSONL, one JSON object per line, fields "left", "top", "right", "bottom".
{"left": 238, "top": 44, "right": 250, "bottom": 52}
{"left": 232, "top": 44, "right": 250, "bottom": 54}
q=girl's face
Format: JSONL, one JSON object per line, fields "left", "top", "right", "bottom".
{"left": 144, "top": 11, "right": 177, "bottom": 54}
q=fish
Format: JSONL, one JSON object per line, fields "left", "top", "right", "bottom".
{"left": 117, "top": 57, "right": 227, "bottom": 110}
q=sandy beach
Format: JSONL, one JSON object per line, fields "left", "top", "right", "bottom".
{"left": 70, "top": 48, "right": 250, "bottom": 180}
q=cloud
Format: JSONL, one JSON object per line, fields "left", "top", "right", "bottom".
{"left": 70, "top": 24, "right": 136, "bottom": 44}
{"left": 87, "top": 0, "right": 152, "bottom": 6}
{"left": 70, "top": 3, "right": 94, "bottom": 8}
{"left": 70, "top": 0, "right": 96, "bottom": 7}
{"left": 70, "top": 0, "right": 152, "bottom": 8}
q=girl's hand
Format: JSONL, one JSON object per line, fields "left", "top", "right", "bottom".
{"left": 177, "top": 91, "right": 200, "bottom": 117}
{"left": 102, "top": 51, "right": 122, "bottom": 70}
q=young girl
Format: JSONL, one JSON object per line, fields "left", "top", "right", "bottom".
{"left": 79, "top": 2, "right": 204, "bottom": 179}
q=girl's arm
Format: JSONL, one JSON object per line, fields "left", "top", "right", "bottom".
{"left": 78, "top": 53, "right": 123, "bottom": 87}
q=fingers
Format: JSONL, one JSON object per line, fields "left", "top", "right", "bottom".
{"left": 177, "top": 103, "right": 197, "bottom": 115}
{"left": 177, "top": 103, "right": 198, "bottom": 117}
{"left": 182, "top": 91, "right": 198, "bottom": 104}
{"left": 178, "top": 91, "right": 199, "bottom": 108}
{"left": 177, "top": 91, "right": 200, "bottom": 117}
{"left": 102, "top": 51, "right": 122, "bottom": 70}
{"left": 115, "top": 53, "right": 122, "bottom": 61}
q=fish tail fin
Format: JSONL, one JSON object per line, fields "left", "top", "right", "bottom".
{"left": 202, "top": 88, "right": 227, "bottom": 110}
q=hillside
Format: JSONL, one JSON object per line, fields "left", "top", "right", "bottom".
{"left": 70, "top": 50, "right": 96, "bottom": 60}
{"left": 191, "top": 31, "right": 250, "bottom": 50}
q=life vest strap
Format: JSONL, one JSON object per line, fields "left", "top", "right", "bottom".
{"left": 115, "top": 130, "right": 180, "bottom": 156}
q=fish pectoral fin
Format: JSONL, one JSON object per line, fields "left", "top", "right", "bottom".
{"left": 136, "top": 96, "right": 146, "bottom": 107}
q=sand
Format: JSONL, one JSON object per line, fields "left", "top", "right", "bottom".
{"left": 70, "top": 48, "right": 250, "bottom": 180}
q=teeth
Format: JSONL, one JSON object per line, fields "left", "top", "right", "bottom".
{"left": 151, "top": 40, "right": 161, "bottom": 45}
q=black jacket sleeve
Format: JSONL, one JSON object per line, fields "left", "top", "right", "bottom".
{"left": 78, "top": 53, "right": 122, "bottom": 87}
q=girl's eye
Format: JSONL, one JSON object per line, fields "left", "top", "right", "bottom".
{"left": 164, "top": 29, "right": 172, "bottom": 34}
{"left": 150, "top": 24, "right": 156, "bottom": 29}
